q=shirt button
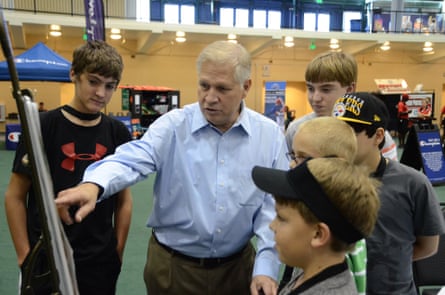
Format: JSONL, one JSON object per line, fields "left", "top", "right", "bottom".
{"left": 216, "top": 228, "right": 221, "bottom": 233}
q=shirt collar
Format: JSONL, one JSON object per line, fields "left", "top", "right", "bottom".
{"left": 191, "top": 100, "right": 251, "bottom": 135}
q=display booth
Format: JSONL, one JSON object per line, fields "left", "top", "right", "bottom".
{"left": 120, "top": 85, "right": 180, "bottom": 133}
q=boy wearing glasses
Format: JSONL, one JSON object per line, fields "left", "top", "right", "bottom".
{"left": 284, "top": 116, "right": 368, "bottom": 294}
{"left": 333, "top": 92, "right": 445, "bottom": 294}
{"left": 285, "top": 51, "right": 397, "bottom": 161}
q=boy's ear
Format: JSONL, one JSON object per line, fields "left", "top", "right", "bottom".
{"left": 374, "top": 127, "right": 385, "bottom": 146}
{"left": 346, "top": 82, "right": 356, "bottom": 93}
{"left": 311, "top": 222, "right": 331, "bottom": 248}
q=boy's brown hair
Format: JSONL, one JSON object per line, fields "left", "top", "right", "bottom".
{"left": 257, "top": 158, "right": 380, "bottom": 252}
{"left": 71, "top": 40, "right": 123, "bottom": 83}
{"left": 305, "top": 51, "right": 357, "bottom": 87}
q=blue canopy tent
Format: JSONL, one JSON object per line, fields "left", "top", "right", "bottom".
{"left": 0, "top": 42, "right": 71, "bottom": 82}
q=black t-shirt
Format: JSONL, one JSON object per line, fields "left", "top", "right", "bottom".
{"left": 13, "top": 107, "right": 131, "bottom": 265}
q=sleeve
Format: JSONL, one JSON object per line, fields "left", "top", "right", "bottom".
{"left": 413, "top": 174, "right": 445, "bottom": 236}
{"left": 252, "top": 131, "right": 289, "bottom": 280}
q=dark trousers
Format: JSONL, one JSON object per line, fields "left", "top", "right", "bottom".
{"left": 144, "top": 235, "right": 255, "bottom": 295}
{"left": 20, "top": 248, "right": 121, "bottom": 295}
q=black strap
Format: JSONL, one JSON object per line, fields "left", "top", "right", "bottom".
{"left": 279, "top": 265, "right": 294, "bottom": 289}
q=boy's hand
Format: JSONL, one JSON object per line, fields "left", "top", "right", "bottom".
{"left": 56, "top": 183, "right": 100, "bottom": 224}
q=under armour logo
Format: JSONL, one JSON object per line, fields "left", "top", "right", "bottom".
{"left": 61, "top": 142, "right": 107, "bottom": 171}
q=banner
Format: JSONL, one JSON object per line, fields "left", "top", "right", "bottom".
{"left": 84, "top": 0, "right": 105, "bottom": 41}
{"left": 264, "top": 81, "right": 286, "bottom": 131}
{"left": 401, "top": 124, "right": 445, "bottom": 186}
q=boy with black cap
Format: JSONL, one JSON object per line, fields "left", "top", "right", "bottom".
{"left": 252, "top": 157, "right": 380, "bottom": 294}
{"left": 332, "top": 92, "right": 445, "bottom": 294}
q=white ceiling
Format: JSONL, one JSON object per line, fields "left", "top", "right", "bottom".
{"left": 3, "top": 10, "right": 445, "bottom": 64}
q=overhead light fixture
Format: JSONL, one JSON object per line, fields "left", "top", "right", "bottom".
{"left": 175, "top": 31, "right": 186, "bottom": 43}
{"left": 423, "top": 41, "right": 433, "bottom": 52}
{"left": 380, "top": 41, "right": 391, "bottom": 51}
{"left": 110, "top": 28, "right": 122, "bottom": 40}
{"left": 227, "top": 33, "right": 237, "bottom": 44}
{"left": 284, "top": 36, "right": 294, "bottom": 48}
{"left": 329, "top": 39, "right": 340, "bottom": 49}
{"left": 49, "top": 24, "right": 62, "bottom": 37}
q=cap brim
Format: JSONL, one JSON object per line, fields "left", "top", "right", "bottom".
{"left": 336, "top": 116, "right": 372, "bottom": 125}
{"left": 252, "top": 166, "right": 295, "bottom": 198}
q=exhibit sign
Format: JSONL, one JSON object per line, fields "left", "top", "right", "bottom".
{"left": 264, "top": 81, "right": 286, "bottom": 131}
{"left": 417, "top": 128, "right": 445, "bottom": 185}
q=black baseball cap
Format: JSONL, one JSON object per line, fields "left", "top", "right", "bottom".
{"left": 332, "top": 92, "right": 389, "bottom": 129}
{"left": 251, "top": 160, "right": 363, "bottom": 244}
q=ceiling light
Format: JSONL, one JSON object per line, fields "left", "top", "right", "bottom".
{"left": 284, "top": 36, "right": 294, "bottom": 47}
{"left": 227, "top": 33, "right": 237, "bottom": 44}
{"left": 423, "top": 41, "right": 433, "bottom": 52}
{"left": 175, "top": 31, "right": 186, "bottom": 43}
{"left": 380, "top": 41, "right": 390, "bottom": 51}
{"left": 49, "top": 24, "right": 62, "bottom": 37}
{"left": 329, "top": 39, "right": 340, "bottom": 49}
{"left": 110, "top": 28, "right": 122, "bottom": 40}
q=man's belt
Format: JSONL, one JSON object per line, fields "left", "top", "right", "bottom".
{"left": 152, "top": 232, "right": 247, "bottom": 268}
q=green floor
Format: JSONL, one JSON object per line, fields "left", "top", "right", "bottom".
{"left": 0, "top": 142, "right": 444, "bottom": 294}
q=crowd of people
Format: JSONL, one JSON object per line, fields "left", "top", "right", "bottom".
{"left": 4, "top": 40, "right": 445, "bottom": 295}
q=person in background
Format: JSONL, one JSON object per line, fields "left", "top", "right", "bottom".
{"left": 252, "top": 157, "right": 380, "bottom": 295}
{"left": 5, "top": 40, "right": 133, "bottom": 294}
{"left": 285, "top": 51, "right": 398, "bottom": 161}
{"left": 38, "top": 102, "right": 47, "bottom": 112}
{"left": 418, "top": 97, "right": 432, "bottom": 119}
{"left": 332, "top": 92, "right": 445, "bottom": 294}
{"left": 397, "top": 93, "right": 410, "bottom": 148}
{"left": 55, "top": 40, "right": 288, "bottom": 295}
{"left": 287, "top": 116, "right": 368, "bottom": 294}
{"left": 283, "top": 105, "right": 295, "bottom": 130}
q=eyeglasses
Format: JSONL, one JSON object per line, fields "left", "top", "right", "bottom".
{"left": 286, "top": 152, "right": 310, "bottom": 163}
{"left": 286, "top": 151, "right": 297, "bottom": 162}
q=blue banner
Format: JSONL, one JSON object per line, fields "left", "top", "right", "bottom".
{"left": 264, "top": 81, "right": 286, "bottom": 131}
{"left": 417, "top": 128, "right": 445, "bottom": 185}
{"left": 84, "top": 0, "right": 105, "bottom": 41}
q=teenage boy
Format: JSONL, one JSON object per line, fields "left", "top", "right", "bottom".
{"left": 332, "top": 92, "right": 445, "bottom": 294}
{"left": 252, "top": 157, "right": 380, "bottom": 295}
{"left": 285, "top": 51, "right": 397, "bottom": 161}
{"left": 5, "top": 41, "right": 132, "bottom": 294}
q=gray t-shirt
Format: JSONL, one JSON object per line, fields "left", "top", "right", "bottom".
{"left": 366, "top": 160, "right": 445, "bottom": 294}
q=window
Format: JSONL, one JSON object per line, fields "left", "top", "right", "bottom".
{"left": 304, "top": 12, "right": 330, "bottom": 32}
{"left": 165, "top": 4, "right": 179, "bottom": 24}
{"left": 136, "top": 0, "right": 150, "bottom": 22}
{"left": 304, "top": 13, "right": 316, "bottom": 31}
{"left": 318, "top": 13, "right": 330, "bottom": 32}
{"left": 253, "top": 10, "right": 267, "bottom": 28}
{"left": 164, "top": 4, "right": 195, "bottom": 24}
{"left": 181, "top": 5, "right": 195, "bottom": 24}
{"left": 343, "top": 11, "right": 362, "bottom": 32}
{"left": 268, "top": 11, "right": 281, "bottom": 29}
{"left": 220, "top": 8, "right": 234, "bottom": 27}
{"left": 235, "top": 9, "right": 249, "bottom": 27}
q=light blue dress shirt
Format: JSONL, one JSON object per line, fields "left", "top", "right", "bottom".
{"left": 83, "top": 101, "right": 289, "bottom": 279}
